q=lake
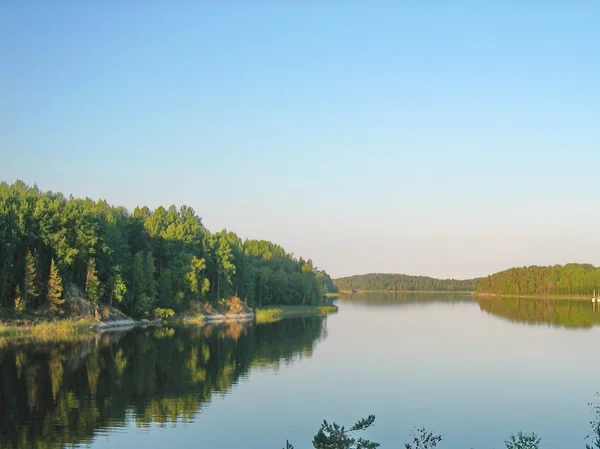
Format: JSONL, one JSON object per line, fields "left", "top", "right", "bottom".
{"left": 2, "top": 293, "right": 600, "bottom": 449}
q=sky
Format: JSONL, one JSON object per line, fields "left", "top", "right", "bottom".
{"left": 1, "top": 3, "right": 599, "bottom": 280}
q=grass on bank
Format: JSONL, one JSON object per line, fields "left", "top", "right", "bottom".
{"left": 180, "top": 314, "right": 205, "bottom": 325}
{"left": 0, "top": 319, "right": 96, "bottom": 339}
{"left": 256, "top": 305, "right": 338, "bottom": 324}
{"left": 0, "top": 301, "right": 338, "bottom": 337}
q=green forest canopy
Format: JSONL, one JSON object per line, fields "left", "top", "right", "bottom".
{"left": 476, "top": 263, "right": 600, "bottom": 296}
{"left": 0, "top": 181, "right": 337, "bottom": 317}
{"left": 334, "top": 273, "right": 479, "bottom": 292}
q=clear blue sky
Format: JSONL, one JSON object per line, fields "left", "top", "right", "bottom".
{"left": 1, "top": 3, "right": 599, "bottom": 279}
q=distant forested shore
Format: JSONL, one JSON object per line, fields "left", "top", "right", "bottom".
{"left": 334, "top": 273, "right": 480, "bottom": 292}
{"left": 0, "top": 181, "right": 337, "bottom": 319}
{"left": 336, "top": 264, "right": 600, "bottom": 298}
{"left": 476, "top": 263, "right": 600, "bottom": 297}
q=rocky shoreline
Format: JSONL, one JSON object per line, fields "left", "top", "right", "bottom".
{"left": 95, "top": 317, "right": 163, "bottom": 332}
{"left": 202, "top": 312, "right": 255, "bottom": 322}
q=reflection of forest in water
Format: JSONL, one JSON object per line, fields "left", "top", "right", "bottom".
{"left": 478, "top": 296, "right": 600, "bottom": 328}
{"left": 337, "top": 292, "right": 476, "bottom": 307}
{"left": 0, "top": 317, "right": 327, "bottom": 449}
{"left": 339, "top": 293, "right": 600, "bottom": 329}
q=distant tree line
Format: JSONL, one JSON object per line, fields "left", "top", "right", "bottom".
{"left": 334, "top": 273, "right": 479, "bottom": 292}
{"left": 0, "top": 181, "right": 336, "bottom": 317}
{"left": 476, "top": 264, "right": 600, "bottom": 296}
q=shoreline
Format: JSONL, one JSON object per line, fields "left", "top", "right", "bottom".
{"left": 0, "top": 304, "right": 337, "bottom": 339}
{"left": 0, "top": 317, "right": 163, "bottom": 339}
{"left": 334, "top": 290, "right": 476, "bottom": 295}
{"left": 178, "top": 312, "right": 255, "bottom": 325}
{"left": 255, "top": 305, "right": 338, "bottom": 324}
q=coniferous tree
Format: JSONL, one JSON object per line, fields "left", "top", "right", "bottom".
{"left": 131, "top": 251, "right": 146, "bottom": 314}
{"left": 14, "top": 285, "right": 25, "bottom": 313}
{"left": 48, "top": 258, "right": 64, "bottom": 313}
{"left": 215, "top": 235, "right": 235, "bottom": 299}
{"left": 24, "top": 249, "right": 39, "bottom": 308}
{"left": 85, "top": 258, "right": 101, "bottom": 303}
{"left": 143, "top": 251, "right": 157, "bottom": 313}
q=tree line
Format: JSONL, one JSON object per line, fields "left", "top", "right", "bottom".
{"left": 476, "top": 264, "right": 600, "bottom": 297}
{"left": 0, "top": 181, "right": 337, "bottom": 317}
{"left": 334, "top": 273, "right": 479, "bottom": 293}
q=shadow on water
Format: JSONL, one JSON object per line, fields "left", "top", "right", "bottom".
{"left": 477, "top": 296, "right": 600, "bottom": 328}
{"left": 0, "top": 317, "right": 327, "bottom": 449}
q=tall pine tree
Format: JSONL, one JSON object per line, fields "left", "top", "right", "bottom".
{"left": 48, "top": 259, "right": 64, "bottom": 313}
{"left": 85, "top": 258, "right": 101, "bottom": 303}
{"left": 24, "top": 249, "right": 39, "bottom": 308}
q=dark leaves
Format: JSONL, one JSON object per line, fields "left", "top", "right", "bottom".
{"left": 404, "top": 427, "right": 442, "bottom": 449}
{"left": 311, "top": 415, "right": 379, "bottom": 449}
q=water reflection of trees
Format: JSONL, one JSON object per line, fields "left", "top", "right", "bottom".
{"left": 338, "top": 292, "right": 475, "bottom": 306}
{"left": 0, "top": 317, "right": 327, "bottom": 449}
{"left": 477, "top": 296, "right": 600, "bottom": 328}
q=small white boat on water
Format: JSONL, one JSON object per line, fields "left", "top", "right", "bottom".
{"left": 593, "top": 289, "right": 597, "bottom": 303}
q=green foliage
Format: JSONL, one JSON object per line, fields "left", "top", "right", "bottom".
{"left": 312, "top": 415, "right": 379, "bottom": 449}
{"left": 0, "top": 181, "right": 334, "bottom": 318}
{"left": 13, "top": 286, "right": 25, "bottom": 314}
{"left": 47, "top": 259, "right": 64, "bottom": 314}
{"left": 24, "top": 249, "right": 39, "bottom": 307}
{"left": 0, "top": 319, "right": 96, "bottom": 339}
{"left": 256, "top": 308, "right": 284, "bottom": 324}
{"left": 477, "top": 264, "right": 600, "bottom": 296}
{"left": 186, "top": 256, "right": 208, "bottom": 299}
{"left": 287, "top": 417, "right": 549, "bottom": 449}
{"left": 111, "top": 273, "right": 127, "bottom": 304}
{"left": 256, "top": 305, "right": 337, "bottom": 324}
{"left": 335, "top": 273, "right": 478, "bottom": 292}
{"left": 215, "top": 233, "right": 236, "bottom": 298}
{"left": 154, "top": 307, "right": 175, "bottom": 319}
{"left": 85, "top": 258, "right": 102, "bottom": 303}
{"left": 504, "top": 432, "right": 541, "bottom": 449}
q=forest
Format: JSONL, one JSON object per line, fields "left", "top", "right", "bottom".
{"left": 334, "top": 273, "right": 479, "bottom": 292}
{"left": 0, "top": 181, "right": 337, "bottom": 318}
{"left": 476, "top": 264, "right": 600, "bottom": 296}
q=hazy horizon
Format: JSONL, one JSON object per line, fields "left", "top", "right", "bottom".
{"left": 2, "top": 4, "right": 599, "bottom": 280}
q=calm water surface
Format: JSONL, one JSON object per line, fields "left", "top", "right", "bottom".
{"left": 2, "top": 293, "right": 600, "bottom": 449}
